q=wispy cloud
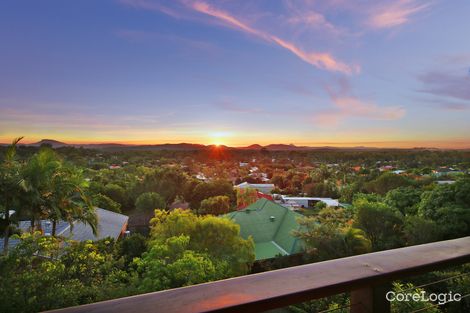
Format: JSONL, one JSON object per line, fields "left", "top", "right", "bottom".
{"left": 314, "top": 77, "right": 405, "bottom": 125}
{"left": 283, "top": 0, "right": 347, "bottom": 36}
{"left": 190, "top": 1, "right": 359, "bottom": 74}
{"left": 424, "top": 98, "right": 470, "bottom": 111}
{"left": 367, "top": 0, "right": 432, "bottom": 29}
{"left": 119, "top": 0, "right": 359, "bottom": 75}
{"left": 119, "top": 0, "right": 182, "bottom": 18}
{"left": 418, "top": 69, "right": 470, "bottom": 101}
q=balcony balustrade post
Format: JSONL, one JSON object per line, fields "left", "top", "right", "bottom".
{"left": 350, "top": 283, "right": 391, "bottom": 313}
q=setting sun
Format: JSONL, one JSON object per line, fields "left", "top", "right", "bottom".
{"left": 209, "top": 131, "right": 232, "bottom": 146}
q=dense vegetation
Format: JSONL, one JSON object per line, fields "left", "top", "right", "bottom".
{"left": 1, "top": 140, "right": 469, "bottom": 312}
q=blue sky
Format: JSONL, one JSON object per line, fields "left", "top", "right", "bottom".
{"left": 0, "top": 0, "right": 469, "bottom": 148}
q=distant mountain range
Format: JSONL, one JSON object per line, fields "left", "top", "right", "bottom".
{"left": 4, "top": 139, "right": 455, "bottom": 151}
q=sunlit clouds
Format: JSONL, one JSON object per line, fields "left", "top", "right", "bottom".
{"left": 367, "top": 0, "right": 432, "bottom": 29}
{"left": 314, "top": 78, "right": 406, "bottom": 126}
{"left": 189, "top": 1, "right": 359, "bottom": 75}
{"left": 0, "top": 0, "right": 469, "bottom": 148}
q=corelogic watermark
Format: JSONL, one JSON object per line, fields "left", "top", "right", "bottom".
{"left": 386, "top": 291, "right": 462, "bottom": 305}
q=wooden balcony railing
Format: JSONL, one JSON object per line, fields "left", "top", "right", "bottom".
{"left": 48, "top": 236, "right": 470, "bottom": 313}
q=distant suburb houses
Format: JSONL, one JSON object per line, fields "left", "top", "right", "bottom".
{"left": 0, "top": 208, "right": 129, "bottom": 253}
{"left": 225, "top": 198, "right": 304, "bottom": 261}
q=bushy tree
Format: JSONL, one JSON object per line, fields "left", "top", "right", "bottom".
{"left": 353, "top": 195, "right": 404, "bottom": 251}
{"left": 93, "top": 193, "right": 121, "bottom": 213}
{"left": 418, "top": 178, "right": 470, "bottom": 239}
{"left": 138, "top": 209, "right": 254, "bottom": 289}
{"left": 0, "top": 233, "right": 136, "bottom": 313}
{"left": 189, "top": 180, "right": 235, "bottom": 209}
{"left": 200, "top": 195, "right": 231, "bottom": 215}
{"left": 135, "top": 192, "right": 166, "bottom": 212}
{"left": 135, "top": 235, "right": 219, "bottom": 292}
{"left": 304, "top": 182, "right": 339, "bottom": 198}
{"left": 116, "top": 233, "right": 147, "bottom": 267}
{"left": 403, "top": 216, "right": 442, "bottom": 245}
{"left": 365, "top": 172, "right": 414, "bottom": 195}
{"left": 135, "top": 168, "right": 188, "bottom": 204}
{"left": 296, "top": 207, "right": 370, "bottom": 261}
{"left": 385, "top": 186, "right": 422, "bottom": 216}
{"left": 103, "top": 183, "right": 128, "bottom": 208}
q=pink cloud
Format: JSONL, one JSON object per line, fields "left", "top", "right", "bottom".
{"left": 283, "top": 0, "right": 346, "bottom": 36}
{"left": 368, "top": 0, "right": 432, "bottom": 29}
{"left": 190, "top": 1, "right": 358, "bottom": 75}
{"left": 119, "top": 0, "right": 182, "bottom": 18}
{"left": 314, "top": 78, "right": 405, "bottom": 126}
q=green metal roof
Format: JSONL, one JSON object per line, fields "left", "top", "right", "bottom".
{"left": 225, "top": 198, "right": 304, "bottom": 260}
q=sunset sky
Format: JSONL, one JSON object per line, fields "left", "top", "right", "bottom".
{"left": 1, "top": 0, "right": 469, "bottom": 148}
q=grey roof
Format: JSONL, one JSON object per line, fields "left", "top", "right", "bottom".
{"left": 0, "top": 208, "right": 128, "bottom": 252}
{"left": 61, "top": 208, "right": 128, "bottom": 241}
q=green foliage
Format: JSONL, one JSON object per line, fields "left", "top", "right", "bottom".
{"left": 200, "top": 195, "right": 231, "bottom": 215}
{"left": 304, "top": 181, "right": 339, "bottom": 198}
{"left": 103, "top": 183, "right": 128, "bottom": 208}
{"left": 136, "top": 209, "right": 255, "bottom": 292}
{"left": 296, "top": 207, "right": 371, "bottom": 261}
{"left": 0, "top": 233, "right": 136, "bottom": 313}
{"left": 385, "top": 186, "right": 422, "bottom": 215}
{"left": 288, "top": 294, "right": 349, "bottom": 313}
{"left": 116, "top": 233, "right": 147, "bottom": 266}
{"left": 189, "top": 180, "right": 235, "bottom": 209}
{"left": 403, "top": 216, "right": 442, "bottom": 245}
{"left": 0, "top": 137, "right": 24, "bottom": 254}
{"left": 353, "top": 195, "right": 404, "bottom": 251}
{"left": 314, "top": 200, "right": 327, "bottom": 210}
{"left": 418, "top": 178, "right": 470, "bottom": 239}
{"left": 93, "top": 193, "right": 122, "bottom": 213}
{"left": 339, "top": 181, "right": 365, "bottom": 203}
{"left": 18, "top": 147, "right": 97, "bottom": 236}
{"left": 135, "top": 235, "right": 219, "bottom": 292}
{"left": 134, "top": 167, "right": 188, "bottom": 204}
{"left": 135, "top": 192, "right": 166, "bottom": 211}
{"left": 365, "top": 172, "right": 414, "bottom": 195}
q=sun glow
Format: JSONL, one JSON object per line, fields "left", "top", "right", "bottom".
{"left": 209, "top": 131, "right": 232, "bottom": 146}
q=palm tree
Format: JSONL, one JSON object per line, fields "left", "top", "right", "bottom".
{"left": 0, "top": 137, "right": 24, "bottom": 254}
{"left": 21, "top": 147, "right": 61, "bottom": 233}
{"left": 46, "top": 164, "right": 97, "bottom": 236}
{"left": 22, "top": 148, "right": 98, "bottom": 236}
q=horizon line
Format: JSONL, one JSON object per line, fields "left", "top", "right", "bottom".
{"left": 1, "top": 138, "right": 469, "bottom": 150}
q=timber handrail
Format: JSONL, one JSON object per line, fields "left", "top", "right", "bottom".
{"left": 47, "top": 236, "right": 470, "bottom": 313}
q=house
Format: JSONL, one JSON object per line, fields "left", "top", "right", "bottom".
{"left": 235, "top": 182, "right": 275, "bottom": 194}
{"left": 433, "top": 167, "right": 462, "bottom": 177}
{"left": 0, "top": 208, "right": 128, "bottom": 252}
{"left": 195, "top": 172, "right": 208, "bottom": 181}
{"left": 436, "top": 180, "right": 456, "bottom": 185}
{"left": 225, "top": 198, "right": 304, "bottom": 260}
{"left": 59, "top": 208, "right": 128, "bottom": 241}
{"left": 279, "top": 196, "right": 339, "bottom": 209}
{"left": 379, "top": 165, "right": 394, "bottom": 172}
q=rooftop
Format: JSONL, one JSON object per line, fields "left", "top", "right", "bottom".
{"left": 0, "top": 208, "right": 128, "bottom": 252}
{"left": 225, "top": 198, "right": 304, "bottom": 260}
